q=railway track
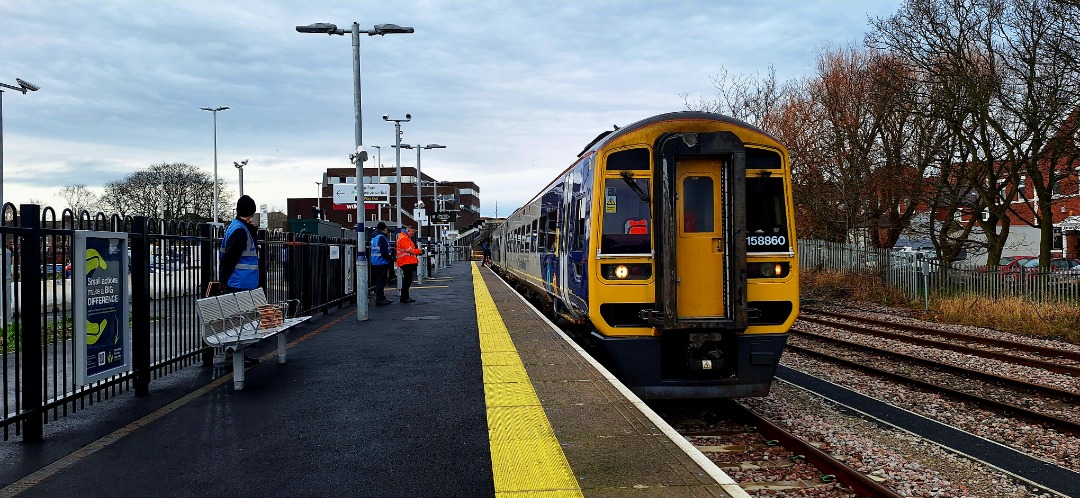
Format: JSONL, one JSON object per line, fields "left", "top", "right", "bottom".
{"left": 801, "top": 308, "right": 1080, "bottom": 373}
{"left": 654, "top": 399, "right": 902, "bottom": 498}
{"left": 788, "top": 323, "right": 1080, "bottom": 436}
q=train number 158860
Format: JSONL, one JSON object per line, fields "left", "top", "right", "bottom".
{"left": 747, "top": 235, "right": 787, "bottom": 247}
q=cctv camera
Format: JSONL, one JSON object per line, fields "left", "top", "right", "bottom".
{"left": 242, "top": 159, "right": 249, "bottom": 166}
{"left": 382, "top": 114, "right": 389, "bottom": 121}
{"left": 405, "top": 113, "right": 412, "bottom": 120}
{"left": 15, "top": 78, "right": 40, "bottom": 92}
{"left": 354, "top": 146, "right": 369, "bottom": 162}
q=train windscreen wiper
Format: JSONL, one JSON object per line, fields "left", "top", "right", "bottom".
{"left": 621, "top": 172, "right": 650, "bottom": 203}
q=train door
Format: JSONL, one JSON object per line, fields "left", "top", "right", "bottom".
{"left": 675, "top": 158, "right": 725, "bottom": 318}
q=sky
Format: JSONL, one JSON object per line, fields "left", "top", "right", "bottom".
{"left": 0, "top": 0, "right": 902, "bottom": 219}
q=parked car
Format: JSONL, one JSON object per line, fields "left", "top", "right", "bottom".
{"left": 997, "top": 256, "right": 1037, "bottom": 280}
{"left": 40, "top": 264, "right": 66, "bottom": 280}
{"left": 1009, "top": 257, "right": 1080, "bottom": 281}
{"left": 977, "top": 255, "right": 1034, "bottom": 273}
{"left": 1051, "top": 263, "right": 1080, "bottom": 288}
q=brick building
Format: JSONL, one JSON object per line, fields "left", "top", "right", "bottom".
{"left": 285, "top": 166, "right": 481, "bottom": 241}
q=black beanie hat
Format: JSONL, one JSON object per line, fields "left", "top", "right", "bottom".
{"left": 376, "top": 222, "right": 387, "bottom": 230}
{"left": 236, "top": 195, "right": 256, "bottom": 217}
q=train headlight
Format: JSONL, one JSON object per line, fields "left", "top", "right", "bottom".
{"left": 747, "top": 262, "right": 790, "bottom": 279}
{"left": 601, "top": 263, "right": 652, "bottom": 280}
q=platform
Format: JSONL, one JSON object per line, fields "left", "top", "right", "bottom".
{"left": 0, "top": 262, "right": 747, "bottom": 497}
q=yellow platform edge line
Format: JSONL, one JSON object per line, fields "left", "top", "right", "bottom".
{"left": 473, "top": 263, "right": 583, "bottom": 497}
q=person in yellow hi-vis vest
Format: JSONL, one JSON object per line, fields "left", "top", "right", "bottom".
{"left": 396, "top": 226, "right": 423, "bottom": 303}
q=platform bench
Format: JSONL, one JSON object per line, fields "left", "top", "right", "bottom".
{"left": 195, "top": 288, "right": 311, "bottom": 390}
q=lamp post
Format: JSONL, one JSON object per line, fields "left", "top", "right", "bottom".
{"left": 383, "top": 114, "right": 411, "bottom": 227}
{"left": 233, "top": 159, "right": 248, "bottom": 196}
{"left": 393, "top": 143, "right": 445, "bottom": 231}
{"left": 394, "top": 143, "right": 445, "bottom": 274}
{"left": 199, "top": 106, "right": 229, "bottom": 223}
{"left": 296, "top": 21, "right": 413, "bottom": 321}
{"left": 370, "top": 145, "right": 382, "bottom": 219}
{"left": 0, "top": 78, "right": 40, "bottom": 210}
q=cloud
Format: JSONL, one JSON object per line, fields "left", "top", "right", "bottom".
{"left": 0, "top": 0, "right": 901, "bottom": 217}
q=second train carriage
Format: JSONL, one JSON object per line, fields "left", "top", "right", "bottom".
{"left": 490, "top": 111, "right": 798, "bottom": 398}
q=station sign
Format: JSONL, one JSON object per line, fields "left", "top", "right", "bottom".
{"left": 431, "top": 211, "right": 457, "bottom": 223}
{"left": 333, "top": 183, "right": 390, "bottom": 204}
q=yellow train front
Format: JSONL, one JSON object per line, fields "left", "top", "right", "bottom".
{"left": 491, "top": 111, "right": 798, "bottom": 398}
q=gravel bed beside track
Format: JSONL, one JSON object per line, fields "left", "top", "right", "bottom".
{"left": 782, "top": 348, "right": 1080, "bottom": 472}
{"left": 789, "top": 332, "right": 1080, "bottom": 424}
{"left": 742, "top": 381, "right": 1057, "bottom": 497}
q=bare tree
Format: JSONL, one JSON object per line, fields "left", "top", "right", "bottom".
{"left": 681, "top": 65, "right": 788, "bottom": 131}
{"left": 101, "top": 162, "right": 231, "bottom": 221}
{"left": 869, "top": 0, "right": 1018, "bottom": 265}
{"left": 869, "top": 0, "right": 1080, "bottom": 266}
{"left": 57, "top": 184, "right": 101, "bottom": 215}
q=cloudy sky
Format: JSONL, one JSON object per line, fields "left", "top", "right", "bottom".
{"left": 1, "top": 0, "right": 901, "bottom": 219}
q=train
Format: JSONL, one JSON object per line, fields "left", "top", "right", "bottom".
{"left": 488, "top": 111, "right": 798, "bottom": 399}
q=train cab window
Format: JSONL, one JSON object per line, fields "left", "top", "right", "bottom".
{"left": 746, "top": 148, "right": 782, "bottom": 169}
{"left": 607, "top": 148, "right": 650, "bottom": 170}
{"left": 683, "top": 177, "right": 714, "bottom": 233}
{"left": 746, "top": 172, "right": 791, "bottom": 253}
{"left": 601, "top": 178, "right": 651, "bottom": 254}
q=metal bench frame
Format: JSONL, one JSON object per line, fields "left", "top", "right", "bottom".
{"left": 195, "top": 289, "right": 311, "bottom": 390}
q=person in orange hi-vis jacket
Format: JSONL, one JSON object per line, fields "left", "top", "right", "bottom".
{"left": 396, "top": 226, "right": 423, "bottom": 303}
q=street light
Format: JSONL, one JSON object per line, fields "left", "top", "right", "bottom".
{"left": 393, "top": 143, "right": 445, "bottom": 237}
{"left": 369, "top": 145, "right": 382, "bottom": 219}
{"left": 0, "top": 77, "right": 40, "bottom": 210}
{"left": 199, "top": 106, "right": 229, "bottom": 223}
{"left": 383, "top": 114, "right": 411, "bottom": 227}
{"left": 233, "top": 159, "right": 249, "bottom": 196}
{"left": 296, "top": 20, "right": 413, "bottom": 322}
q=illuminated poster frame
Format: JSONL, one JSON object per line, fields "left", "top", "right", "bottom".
{"left": 73, "top": 231, "right": 131, "bottom": 385}
{"left": 344, "top": 245, "right": 356, "bottom": 294}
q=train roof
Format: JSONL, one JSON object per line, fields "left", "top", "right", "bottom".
{"left": 577, "top": 111, "right": 777, "bottom": 157}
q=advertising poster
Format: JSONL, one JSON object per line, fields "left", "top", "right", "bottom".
{"left": 74, "top": 231, "right": 131, "bottom": 385}
{"left": 344, "top": 245, "right": 356, "bottom": 294}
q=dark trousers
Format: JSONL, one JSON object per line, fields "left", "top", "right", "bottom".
{"left": 400, "top": 264, "right": 417, "bottom": 301}
{"left": 373, "top": 264, "right": 390, "bottom": 301}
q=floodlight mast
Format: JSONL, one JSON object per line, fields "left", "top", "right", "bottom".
{"left": 0, "top": 77, "right": 39, "bottom": 210}
{"left": 295, "top": 20, "right": 413, "bottom": 321}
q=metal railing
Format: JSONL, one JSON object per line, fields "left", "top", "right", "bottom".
{"left": 798, "top": 239, "right": 1080, "bottom": 309}
{"left": 2, "top": 204, "right": 357, "bottom": 441}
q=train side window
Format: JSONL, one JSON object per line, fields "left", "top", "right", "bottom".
{"left": 683, "top": 176, "right": 714, "bottom": 233}
{"left": 601, "top": 178, "right": 651, "bottom": 254}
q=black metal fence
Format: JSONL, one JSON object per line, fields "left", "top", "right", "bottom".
{"left": 2, "top": 204, "right": 357, "bottom": 442}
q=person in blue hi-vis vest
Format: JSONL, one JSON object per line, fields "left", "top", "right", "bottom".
{"left": 370, "top": 222, "right": 394, "bottom": 306}
{"left": 220, "top": 195, "right": 261, "bottom": 293}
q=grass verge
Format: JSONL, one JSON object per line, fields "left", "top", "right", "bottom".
{"left": 800, "top": 269, "right": 1080, "bottom": 345}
